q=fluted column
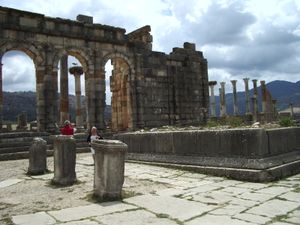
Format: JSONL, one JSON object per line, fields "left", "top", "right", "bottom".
{"left": 60, "top": 55, "right": 69, "bottom": 125}
{"left": 0, "top": 56, "right": 3, "bottom": 130}
{"left": 69, "top": 66, "right": 83, "bottom": 129}
{"left": 220, "top": 82, "right": 227, "bottom": 117}
{"left": 231, "top": 80, "right": 238, "bottom": 116}
{"left": 243, "top": 78, "right": 250, "bottom": 115}
{"left": 261, "top": 80, "right": 267, "bottom": 114}
{"left": 208, "top": 81, "right": 217, "bottom": 117}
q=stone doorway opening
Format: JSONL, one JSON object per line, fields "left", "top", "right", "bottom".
{"left": 104, "top": 57, "right": 132, "bottom": 132}
{"left": 57, "top": 54, "right": 86, "bottom": 130}
{"left": 1, "top": 50, "right": 36, "bottom": 131}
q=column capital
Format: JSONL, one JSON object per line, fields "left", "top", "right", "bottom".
{"left": 69, "top": 66, "right": 83, "bottom": 76}
{"left": 230, "top": 80, "right": 237, "bottom": 86}
{"left": 208, "top": 81, "right": 217, "bottom": 86}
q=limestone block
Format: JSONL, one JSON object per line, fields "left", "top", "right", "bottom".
{"left": 20, "top": 17, "right": 38, "bottom": 28}
{"left": 28, "top": 137, "right": 47, "bottom": 175}
{"left": 92, "top": 139, "right": 127, "bottom": 201}
{"left": 52, "top": 135, "right": 77, "bottom": 186}
{"left": 267, "top": 127, "right": 300, "bottom": 155}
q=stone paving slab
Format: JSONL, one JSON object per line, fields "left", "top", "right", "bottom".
{"left": 1, "top": 154, "right": 300, "bottom": 225}
{"left": 255, "top": 186, "right": 291, "bottom": 196}
{"left": 94, "top": 209, "right": 178, "bottom": 225}
{"left": 57, "top": 220, "right": 99, "bottom": 225}
{"left": 238, "top": 191, "right": 274, "bottom": 202}
{"left": 280, "top": 191, "right": 300, "bottom": 203}
{"left": 124, "top": 194, "right": 216, "bottom": 221}
{"left": 48, "top": 202, "right": 137, "bottom": 222}
{"left": 185, "top": 214, "right": 251, "bottom": 225}
{"left": 12, "top": 212, "right": 56, "bottom": 225}
{"left": 233, "top": 213, "right": 270, "bottom": 224}
{"left": 246, "top": 199, "right": 299, "bottom": 218}
{"left": 209, "top": 204, "right": 248, "bottom": 216}
{"left": 0, "top": 178, "right": 23, "bottom": 188}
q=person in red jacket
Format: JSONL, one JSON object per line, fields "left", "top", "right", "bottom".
{"left": 60, "top": 120, "right": 74, "bottom": 135}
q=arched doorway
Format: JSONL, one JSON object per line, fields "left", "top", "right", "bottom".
{"left": 1, "top": 50, "right": 36, "bottom": 131}
{"left": 55, "top": 52, "right": 88, "bottom": 130}
{"left": 104, "top": 56, "right": 133, "bottom": 131}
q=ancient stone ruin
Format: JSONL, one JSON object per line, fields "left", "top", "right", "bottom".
{"left": 208, "top": 78, "right": 278, "bottom": 123}
{"left": 0, "top": 6, "right": 209, "bottom": 132}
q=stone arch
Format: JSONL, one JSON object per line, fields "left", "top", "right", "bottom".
{"left": 52, "top": 48, "right": 93, "bottom": 75}
{"left": 52, "top": 48, "right": 94, "bottom": 128}
{"left": 0, "top": 41, "right": 44, "bottom": 67}
{"left": 102, "top": 52, "right": 135, "bottom": 79}
{"left": 101, "top": 52, "right": 135, "bottom": 131}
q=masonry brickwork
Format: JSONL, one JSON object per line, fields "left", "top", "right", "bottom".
{"left": 0, "top": 7, "right": 209, "bottom": 132}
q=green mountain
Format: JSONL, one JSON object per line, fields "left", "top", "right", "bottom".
{"left": 2, "top": 91, "right": 111, "bottom": 123}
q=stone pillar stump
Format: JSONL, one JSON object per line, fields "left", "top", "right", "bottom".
{"left": 52, "top": 135, "right": 76, "bottom": 186}
{"left": 27, "top": 137, "right": 47, "bottom": 175}
{"left": 92, "top": 139, "right": 127, "bottom": 201}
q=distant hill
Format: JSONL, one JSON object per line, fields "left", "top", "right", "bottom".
{"left": 214, "top": 80, "right": 300, "bottom": 116}
{"left": 2, "top": 91, "right": 111, "bottom": 122}
{"left": 2, "top": 80, "right": 299, "bottom": 121}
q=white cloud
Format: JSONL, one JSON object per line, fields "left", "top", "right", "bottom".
{"left": 1, "top": 0, "right": 300, "bottom": 96}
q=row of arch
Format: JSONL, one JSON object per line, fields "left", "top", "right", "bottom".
{"left": 0, "top": 41, "right": 137, "bottom": 132}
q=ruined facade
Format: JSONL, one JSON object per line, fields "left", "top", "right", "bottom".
{"left": 0, "top": 7, "right": 209, "bottom": 132}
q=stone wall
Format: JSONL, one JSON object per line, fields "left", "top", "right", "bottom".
{"left": 0, "top": 6, "right": 209, "bottom": 132}
{"left": 114, "top": 127, "right": 300, "bottom": 158}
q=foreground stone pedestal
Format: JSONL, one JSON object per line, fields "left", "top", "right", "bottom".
{"left": 27, "top": 137, "right": 47, "bottom": 175}
{"left": 92, "top": 139, "right": 127, "bottom": 201}
{"left": 52, "top": 135, "right": 76, "bottom": 186}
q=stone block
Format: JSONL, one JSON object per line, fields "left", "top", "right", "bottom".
{"left": 27, "top": 137, "right": 47, "bottom": 175}
{"left": 92, "top": 139, "right": 127, "bottom": 201}
{"left": 52, "top": 135, "right": 77, "bottom": 186}
{"left": 267, "top": 127, "right": 300, "bottom": 155}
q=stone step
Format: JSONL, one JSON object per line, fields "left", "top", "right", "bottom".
{"left": 0, "top": 141, "right": 32, "bottom": 148}
{"left": 0, "top": 147, "right": 90, "bottom": 161}
{"left": 0, "top": 132, "right": 49, "bottom": 139}
{"left": 0, "top": 136, "right": 50, "bottom": 144}
{"left": 0, "top": 146, "right": 31, "bottom": 154}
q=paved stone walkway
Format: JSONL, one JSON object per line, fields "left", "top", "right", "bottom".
{"left": 0, "top": 154, "right": 299, "bottom": 225}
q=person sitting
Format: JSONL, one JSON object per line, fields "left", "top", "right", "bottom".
{"left": 60, "top": 120, "right": 74, "bottom": 135}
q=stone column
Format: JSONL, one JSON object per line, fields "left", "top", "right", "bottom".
{"left": 290, "top": 103, "right": 294, "bottom": 118}
{"left": 60, "top": 55, "right": 69, "bottom": 125}
{"left": 52, "top": 135, "right": 76, "bottom": 186}
{"left": 252, "top": 97, "right": 258, "bottom": 122}
{"left": 17, "top": 111, "right": 27, "bottom": 130}
{"left": 252, "top": 79, "right": 258, "bottom": 121}
{"left": 243, "top": 78, "right": 250, "bottom": 115}
{"left": 208, "top": 81, "right": 217, "bottom": 117}
{"left": 261, "top": 80, "right": 267, "bottom": 114}
{"left": 27, "top": 138, "right": 47, "bottom": 175}
{"left": 92, "top": 139, "right": 127, "bottom": 201}
{"left": 220, "top": 82, "right": 227, "bottom": 117}
{"left": 272, "top": 99, "right": 277, "bottom": 120}
{"left": 231, "top": 80, "right": 238, "bottom": 116}
{"left": 69, "top": 66, "right": 84, "bottom": 130}
{"left": 0, "top": 56, "right": 3, "bottom": 130}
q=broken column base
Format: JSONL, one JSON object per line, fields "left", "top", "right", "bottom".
{"left": 52, "top": 135, "right": 77, "bottom": 186}
{"left": 92, "top": 139, "right": 127, "bottom": 202}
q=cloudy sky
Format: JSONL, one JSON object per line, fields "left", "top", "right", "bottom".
{"left": 1, "top": 0, "right": 300, "bottom": 102}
